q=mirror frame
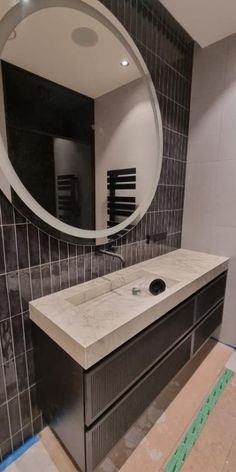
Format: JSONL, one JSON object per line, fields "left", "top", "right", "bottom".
{"left": 0, "top": 0, "right": 163, "bottom": 242}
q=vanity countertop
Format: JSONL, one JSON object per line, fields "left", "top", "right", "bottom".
{"left": 29, "top": 249, "right": 228, "bottom": 369}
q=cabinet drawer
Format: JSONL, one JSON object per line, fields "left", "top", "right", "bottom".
{"left": 196, "top": 272, "right": 227, "bottom": 322}
{"left": 193, "top": 302, "right": 224, "bottom": 354}
{"left": 85, "top": 298, "right": 194, "bottom": 425}
{"left": 86, "top": 336, "right": 191, "bottom": 471}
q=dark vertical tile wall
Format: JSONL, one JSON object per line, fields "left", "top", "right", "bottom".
{"left": 0, "top": 0, "right": 193, "bottom": 462}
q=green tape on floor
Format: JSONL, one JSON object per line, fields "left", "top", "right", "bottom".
{"left": 164, "top": 368, "right": 234, "bottom": 472}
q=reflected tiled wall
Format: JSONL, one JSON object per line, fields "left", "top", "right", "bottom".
{"left": 0, "top": 0, "right": 193, "bottom": 461}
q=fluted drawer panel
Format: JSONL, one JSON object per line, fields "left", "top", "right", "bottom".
{"left": 195, "top": 272, "right": 227, "bottom": 322}
{"left": 86, "top": 336, "right": 191, "bottom": 471}
{"left": 194, "top": 302, "right": 223, "bottom": 354}
{"left": 85, "top": 298, "right": 194, "bottom": 425}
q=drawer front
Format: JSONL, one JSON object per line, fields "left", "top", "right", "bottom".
{"left": 85, "top": 298, "right": 194, "bottom": 425}
{"left": 86, "top": 336, "right": 191, "bottom": 471}
{"left": 193, "top": 302, "right": 224, "bottom": 354}
{"left": 196, "top": 272, "right": 227, "bottom": 322}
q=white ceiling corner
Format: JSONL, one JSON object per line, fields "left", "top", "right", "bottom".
{"left": 160, "top": 0, "right": 236, "bottom": 48}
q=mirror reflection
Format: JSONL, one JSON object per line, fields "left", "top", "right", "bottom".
{"left": 0, "top": 6, "right": 158, "bottom": 232}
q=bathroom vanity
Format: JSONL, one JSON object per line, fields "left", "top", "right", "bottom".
{"left": 29, "top": 249, "right": 228, "bottom": 471}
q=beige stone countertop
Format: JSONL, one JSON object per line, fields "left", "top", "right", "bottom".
{"left": 29, "top": 249, "right": 229, "bottom": 369}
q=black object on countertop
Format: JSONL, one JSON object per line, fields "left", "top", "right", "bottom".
{"left": 149, "top": 278, "right": 166, "bottom": 295}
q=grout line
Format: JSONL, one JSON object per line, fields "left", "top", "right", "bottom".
{"left": 163, "top": 125, "right": 188, "bottom": 138}
{"left": 20, "top": 224, "right": 34, "bottom": 432}
{"left": 163, "top": 156, "right": 187, "bottom": 163}
{"left": 0, "top": 380, "right": 38, "bottom": 412}
{"left": 0, "top": 205, "right": 15, "bottom": 453}
{"left": 0, "top": 347, "right": 35, "bottom": 371}
{"left": 156, "top": 89, "right": 190, "bottom": 112}
{"left": 158, "top": 184, "right": 185, "bottom": 188}
{"left": 134, "top": 36, "right": 192, "bottom": 82}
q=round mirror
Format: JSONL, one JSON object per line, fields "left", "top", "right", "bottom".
{"left": 0, "top": 0, "right": 162, "bottom": 244}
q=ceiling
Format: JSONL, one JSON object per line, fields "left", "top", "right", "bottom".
{"left": 1, "top": 6, "right": 140, "bottom": 98}
{"left": 160, "top": 0, "right": 236, "bottom": 48}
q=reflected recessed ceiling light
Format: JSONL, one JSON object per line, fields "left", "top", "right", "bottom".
{"left": 120, "top": 59, "right": 129, "bottom": 67}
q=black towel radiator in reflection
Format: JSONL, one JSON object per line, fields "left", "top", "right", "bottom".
{"left": 107, "top": 167, "right": 136, "bottom": 239}
{"left": 56, "top": 174, "right": 78, "bottom": 223}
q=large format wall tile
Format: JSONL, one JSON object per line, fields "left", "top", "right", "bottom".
{"left": 182, "top": 33, "right": 236, "bottom": 349}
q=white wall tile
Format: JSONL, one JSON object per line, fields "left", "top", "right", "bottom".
{"left": 219, "top": 83, "right": 236, "bottom": 160}
{"left": 225, "top": 35, "right": 236, "bottom": 86}
{"left": 191, "top": 40, "right": 228, "bottom": 99}
{"left": 213, "top": 161, "right": 236, "bottom": 227}
{"left": 188, "top": 92, "right": 223, "bottom": 162}
{"left": 183, "top": 161, "right": 218, "bottom": 221}
{"left": 183, "top": 33, "right": 236, "bottom": 348}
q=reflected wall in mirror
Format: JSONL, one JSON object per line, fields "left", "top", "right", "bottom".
{"left": 0, "top": 1, "right": 162, "bottom": 243}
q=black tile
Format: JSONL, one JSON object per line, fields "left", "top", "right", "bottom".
{"left": 26, "top": 350, "right": 35, "bottom": 387}
{"left": 50, "top": 237, "right": 59, "bottom": 262}
{"left": 84, "top": 254, "right": 92, "bottom": 281}
{"left": 117, "top": 0, "right": 125, "bottom": 23}
{"left": 0, "top": 193, "right": 14, "bottom": 225}
{"left": 30, "top": 384, "right": 40, "bottom": 419}
{"left": 76, "top": 246, "right": 84, "bottom": 256}
{"left": 91, "top": 254, "right": 99, "bottom": 280}
{"left": 28, "top": 224, "right": 40, "bottom": 267}
{"left": 16, "top": 225, "right": 29, "bottom": 270}
{"left": 0, "top": 320, "right": 13, "bottom": 362}
{"left": 16, "top": 354, "right": 28, "bottom": 392}
{"left": 51, "top": 262, "right": 61, "bottom": 293}
{"left": 0, "top": 229, "right": 5, "bottom": 275}
{"left": 4, "top": 359, "right": 17, "bottom": 399}
{"left": 12, "top": 315, "right": 24, "bottom": 357}
{"left": 8, "top": 396, "right": 21, "bottom": 435}
{"left": 0, "top": 365, "right": 6, "bottom": 405}
{"left": 3, "top": 226, "right": 17, "bottom": 272}
{"left": 20, "top": 391, "right": 31, "bottom": 427}
{"left": 0, "top": 438, "right": 12, "bottom": 460}
{"left": 14, "top": 208, "right": 26, "bottom": 224}
{"left": 30, "top": 267, "right": 42, "bottom": 300}
{"left": 68, "top": 244, "right": 76, "bottom": 258}
{"left": 23, "top": 312, "right": 33, "bottom": 351}
{"left": 129, "top": 0, "right": 137, "bottom": 36}
{"left": 0, "top": 275, "right": 9, "bottom": 321}
{"left": 7, "top": 272, "right": 21, "bottom": 317}
{"left": 60, "top": 259, "right": 69, "bottom": 290}
{"left": 41, "top": 264, "right": 51, "bottom": 296}
{"left": 77, "top": 256, "right": 85, "bottom": 284}
{"left": 22, "top": 423, "right": 33, "bottom": 442}
{"left": 19, "top": 269, "right": 32, "bottom": 312}
{"left": 0, "top": 403, "right": 10, "bottom": 445}
{"left": 69, "top": 257, "right": 77, "bottom": 287}
{"left": 59, "top": 241, "right": 68, "bottom": 260}
{"left": 12, "top": 431, "right": 23, "bottom": 451}
{"left": 39, "top": 231, "right": 49, "bottom": 264}
{"left": 33, "top": 416, "right": 42, "bottom": 435}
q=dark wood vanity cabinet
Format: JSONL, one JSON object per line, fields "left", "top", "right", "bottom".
{"left": 85, "top": 296, "right": 195, "bottom": 426}
{"left": 33, "top": 271, "right": 227, "bottom": 472}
